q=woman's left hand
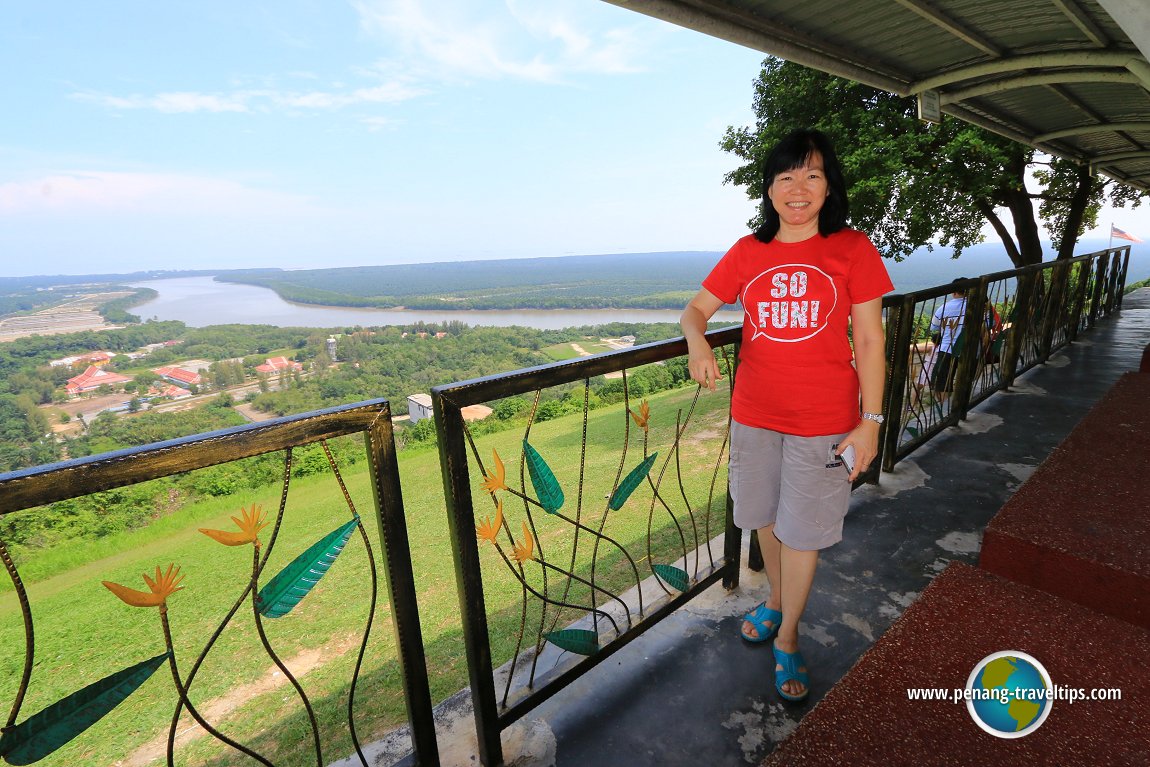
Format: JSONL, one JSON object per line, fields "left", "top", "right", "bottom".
{"left": 838, "top": 419, "right": 881, "bottom": 482}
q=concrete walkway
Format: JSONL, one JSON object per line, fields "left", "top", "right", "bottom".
{"left": 461, "top": 288, "right": 1150, "bottom": 767}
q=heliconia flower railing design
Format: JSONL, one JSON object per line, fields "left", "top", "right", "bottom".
{"left": 467, "top": 373, "right": 727, "bottom": 676}
{"left": 0, "top": 399, "right": 438, "bottom": 767}
{"left": 0, "top": 444, "right": 369, "bottom": 767}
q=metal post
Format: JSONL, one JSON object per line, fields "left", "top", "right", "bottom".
{"left": 1042, "top": 259, "right": 1077, "bottom": 357}
{"left": 952, "top": 279, "right": 988, "bottom": 422}
{"left": 1089, "top": 253, "right": 1108, "bottom": 328}
{"left": 366, "top": 407, "right": 440, "bottom": 767}
{"left": 1001, "top": 267, "right": 1038, "bottom": 387}
{"left": 1116, "top": 246, "right": 1132, "bottom": 310}
{"left": 432, "top": 388, "right": 503, "bottom": 767}
{"left": 881, "top": 294, "right": 915, "bottom": 473}
{"left": 1068, "top": 257, "right": 1092, "bottom": 342}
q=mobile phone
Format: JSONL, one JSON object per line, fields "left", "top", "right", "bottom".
{"left": 837, "top": 444, "right": 856, "bottom": 475}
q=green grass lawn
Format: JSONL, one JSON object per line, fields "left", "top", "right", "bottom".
{"left": 540, "top": 338, "right": 617, "bottom": 361}
{"left": 0, "top": 382, "right": 732, "bottom": 766}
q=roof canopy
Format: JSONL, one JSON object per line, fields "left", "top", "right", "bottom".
{"left": 607, "top": 0, "right": 1150, "bottom": 192}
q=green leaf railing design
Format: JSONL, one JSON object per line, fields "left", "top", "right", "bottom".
{"left": 0, "top": 652, "right": 169, "bottom": 765}
{"left": 652, "top": 564, "right": 690, "bottom": 593}
{"left": 609, "top": 452, "right": 658, "bottom": 511}
{"left": 463, "top": 357, "right": 735, "bottom": 701}
{"left": 523, "top": 440, "right": 564, "bottom": 515}
{"left": 257, "top": 515, "right": 361, "bottom": 619}
{"left": 543, "top": 629, "right": 599, "bottom": 657}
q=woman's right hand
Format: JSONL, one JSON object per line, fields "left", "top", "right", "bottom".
{"left": 688, "top": 340, "right": 722, "bottom": 391}
{"left": 681, "top": 288, "right": 726, "bottom": 392}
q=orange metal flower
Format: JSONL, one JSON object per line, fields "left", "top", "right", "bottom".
{"left": 103, "top": 564, "right": 185, "bottom": 608}
{"left": 630, "top": 400, "right": 651, "bottom": 430}
{"left": 480, "top": 449, "right": 508, "bottom": 494}
{"left": 476, "top": 498, "right": 504, "bottom": 543}
{"left": 199, "top": 504, "right": 269, "bottom": 547}
{"left": 512, "top": 521, "right": 536, "bottom": 564}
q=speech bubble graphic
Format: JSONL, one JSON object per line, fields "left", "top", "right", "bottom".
{"left": 743, "top": 263, "right": 838, "bottom": 343}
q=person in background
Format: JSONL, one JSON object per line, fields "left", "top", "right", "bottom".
{"left": 928, "top": 282, "right": 969, "bottom": 399}
{"left": 680, "top": 129, "right": 893, "bottom": 701}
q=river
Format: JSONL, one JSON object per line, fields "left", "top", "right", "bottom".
{"left": 128, "top": 276, "right": 744, "bottom": 330}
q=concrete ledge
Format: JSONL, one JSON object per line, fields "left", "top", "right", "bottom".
{"left": 762, "top": 563, "right": 1150, "bottom": 766}
{"left": 979, "top": 372, "right": 1150, "bottom": 628}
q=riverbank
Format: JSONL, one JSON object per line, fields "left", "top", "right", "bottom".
{"left": 128, "top": 276, "right": 744, "bottom": 330}
{"left": 0, "top": 291, "right": 131, "bottom": 342}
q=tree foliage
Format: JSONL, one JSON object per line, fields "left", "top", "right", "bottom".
{"left": 722, "top": 59, "right": 1144, "bottom": 266}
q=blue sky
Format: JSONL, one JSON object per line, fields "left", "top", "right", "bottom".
{"left": 1, "top": 1, "right": 1145, "bottom": 278}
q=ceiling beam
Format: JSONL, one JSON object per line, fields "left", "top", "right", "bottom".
{"left": 890, "top": 0, "right": 1004, "bottom": 56}
{"left": 940, "top": 70, "right": 1138, "bottom": 104}
{"left": 1035, "top": 121, "right": 1150, "bottom": 141}
{"left": 1097, "top": 167, "right": 1150, "bottom": 193}
{"left": 600, "top": 0, "right": 911, "bottom": 93}
{"left": 1093, "top": 149, "right": 1150, "bottom": 163}
{"left": 1050, "top": 0, "right": 1110, "bottom": 46}
{"left": 943, "top": 102, "right": 1053, "bottom": 153}
{"left": 913, "top": 51, "right": 1145, "bottom": 92}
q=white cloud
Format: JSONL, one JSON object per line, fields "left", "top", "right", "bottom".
{"left": 271, "top": 81, "right": 423, "bottom": 109}
{"left": 75, "top": 91, "right": 252, "bottom": 114}
{"left": 361, "top": 116, "right": 398, "bottom": 132}
{"left": 0, "top": 171, "right": 316, "bottom": 217}
{"left": 352, "top": 0, "right": 646, "bottom": 83}
{"left": 67, "top": 2, "right": 644, "bottom": 118}
{"left": 71, "top": 79, "right": 423, "bottom": 115}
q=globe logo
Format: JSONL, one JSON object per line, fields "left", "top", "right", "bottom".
{"left": 966, "top": 651, "right": 1053, "bottom": 738}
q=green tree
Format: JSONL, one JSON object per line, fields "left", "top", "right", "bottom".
{"left": 133, "top": 370, "right": 161, "bottom": 393}
{"left": 722, "top": 59, "right": 1144, "bottom": 267}
{"left": 0, "top": 394, "right": 59, "bottom": 470}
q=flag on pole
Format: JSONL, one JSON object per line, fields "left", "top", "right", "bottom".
{"left": 1111, "top": 224, "right": 1143, "bottom": 243}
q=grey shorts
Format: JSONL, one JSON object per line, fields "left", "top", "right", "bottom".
{"left": 729, "top": 420, "right": 852, "bottom": 551}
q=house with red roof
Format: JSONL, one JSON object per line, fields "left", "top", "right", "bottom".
{"left": 51, "top": 351, "right": 116, "bottom": 369}
{"left": 152, "top": 365, "right": 202, "bottom": 387}
{"left": 254, "top": 356, "right": 303, "bottom": 374}
{"left": 65, "top": 365, "right": 132, "bottom": 396}
{"left": 148, "top": 383, "right": 192, "bottom": 399}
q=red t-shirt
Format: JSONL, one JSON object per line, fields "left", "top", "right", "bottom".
{"left": 702, "top": 229, "right": 893, "bottom": 436}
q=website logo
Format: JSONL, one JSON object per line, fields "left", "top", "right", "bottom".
{"left": 965, "top": 651, "right": 1053, "bottom": 738}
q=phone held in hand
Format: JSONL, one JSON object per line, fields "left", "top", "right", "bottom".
{"left": 838, "top": 444, "right": 856, "bottom": 475}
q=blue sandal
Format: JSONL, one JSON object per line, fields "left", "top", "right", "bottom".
{"left": 772, "top": 642, "right": 809, "bottom": 702}
{"left": 740, "top": 603, "right": 782, "bottom": 643}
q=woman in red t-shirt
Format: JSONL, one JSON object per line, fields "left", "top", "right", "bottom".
{"left": 681, "top": 129, "right": 892, "bottom": 701}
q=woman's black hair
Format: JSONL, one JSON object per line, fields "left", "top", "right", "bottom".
{"left": 754, "top": 129, "right": 850, "bottom": 243}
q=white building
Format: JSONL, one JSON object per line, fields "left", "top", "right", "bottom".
{"left": 407, "top": 393, "right": 433, "bottom": 424}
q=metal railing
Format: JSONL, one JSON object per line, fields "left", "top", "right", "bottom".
{"left": 0, "top": 400, "right": 436, "bottom": 767}
{"left": 880, "top": 246, "right": 1131, "bottom": 469}
{"left": 431, "top": 327, "right": 741, "bottom": 767}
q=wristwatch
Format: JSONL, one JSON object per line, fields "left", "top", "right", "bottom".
{"left": 861, "top": 412, "right": 885, "bottom": 424}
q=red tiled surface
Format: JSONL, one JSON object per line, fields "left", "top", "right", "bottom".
{"left": 762, "top": 563, "right": 1150, "bottom": 766}
{"left": 980, "top": 372, "right": 1150, "bottom": 628}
